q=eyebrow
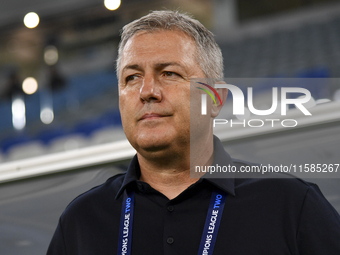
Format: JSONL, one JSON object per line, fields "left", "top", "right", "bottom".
{"left": 122, "top": 62, "right": 184, "bottom": 73}
{"left": 122, "top": 64, "right": 142, "bottom": 73}
{"left": 154, "top": 62, "right": 184, "bottom": 69}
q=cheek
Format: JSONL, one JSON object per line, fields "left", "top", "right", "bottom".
{"left": 118, "top": 92, "right": 132, "bottom": 126}
{"left": 172, "top": 90, "right": 191, "bottom": 121}
{"left": 119, "top": 87, "right": 136, "bottom": 111}
{"left": 118, "top": 95, "right": 126, "bottom": 116}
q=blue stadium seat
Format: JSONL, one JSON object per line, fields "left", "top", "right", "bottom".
{"left": 0, "top": 134, "right": 31, "bottom": 154}
{"left": 36, "top": 128, "right": 70, "bottom": 145}
{"left": 99, "top": 110, "right": 122, "bottom": 126}
{"left": 72, "top": 118, "right": 108, "bottom": 137}
{"left": 295, "top": 66, "right": 330, "bottom": 78}
{"left": 25, "top": 92, "right": 41, "bottom": 125}
{"left": 0, "top": 101, "right": 13, "bottom": 131}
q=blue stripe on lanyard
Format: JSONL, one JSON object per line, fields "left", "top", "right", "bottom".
{"left": 117, "top": 190, "right": 226, "bottom": 255}
{"left": 197, "top": 191, "right": 227, "bottom": 255}
{"left": 117, "top": 190, "right": 135, "bottom": 255}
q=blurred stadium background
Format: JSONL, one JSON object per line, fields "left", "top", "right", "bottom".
{"left": 0, "top": 0, "right": 339, "bottom": 254}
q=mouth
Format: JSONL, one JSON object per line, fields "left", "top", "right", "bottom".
{"left": 139, "top": 113, "right": 170, "bottom": 121}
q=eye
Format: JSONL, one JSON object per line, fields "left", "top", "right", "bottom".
{"left": 125, "top": 75, "right": 138, "bottom": 83}
{"left": 163, "top": 71, "right": 180, "bottom": 77}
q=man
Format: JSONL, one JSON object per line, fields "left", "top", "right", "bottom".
{"left": 47, "top": 10, "right": 340, "bottom": 255}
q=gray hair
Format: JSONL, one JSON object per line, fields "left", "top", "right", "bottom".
{"left": 116, "top": 10, "right": 223, "bottom": 80}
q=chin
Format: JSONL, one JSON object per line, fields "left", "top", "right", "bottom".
{"left": 136, "top": 135, "right": 171, "bottom": 151}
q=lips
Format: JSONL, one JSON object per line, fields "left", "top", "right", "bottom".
{"left": 140, "top": 113, "right": 166, "bottom": 121}
{"left": 137, "top": 110, "right": 174, "bottom": 121}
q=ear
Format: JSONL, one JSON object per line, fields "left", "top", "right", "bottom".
{"left": 211, "top": 82, "right": 228, "bottom": 118}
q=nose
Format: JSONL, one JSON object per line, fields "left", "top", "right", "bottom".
{"left": 139, "top": 75, "right": 162, "bottom": 103}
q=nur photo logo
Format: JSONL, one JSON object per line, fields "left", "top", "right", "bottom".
{"left": 195, "top": 79, "right": 314, "bottom": 128}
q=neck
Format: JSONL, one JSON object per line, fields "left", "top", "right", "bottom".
{"left": 138, "top": 164, "right": 199, "bottom": 200}
{"left": 137, "top": 135, "right": 214, "bottom": 200}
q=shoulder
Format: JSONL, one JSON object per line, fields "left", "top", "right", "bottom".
{"left": 60, "top": 172, "right": 126, "bottom": 219}
{"left": 231, "top": 158, "right": 318, "bottom": 204}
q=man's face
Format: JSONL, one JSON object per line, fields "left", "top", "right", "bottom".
{"left": 118, "top": 30, "right": 205, "bottom": 157}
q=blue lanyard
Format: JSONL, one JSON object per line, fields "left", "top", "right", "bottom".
{"left": 197, "top": 191, "right": 227, "bottom": 255}
{"left": 117, "top": 190, "right": 135, "bottom": 255}
{"left": 117, "top": 189, "right": 227, "bottom": 255}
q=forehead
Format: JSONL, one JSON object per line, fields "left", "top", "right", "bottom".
{"left": 124, "top": 29, "right": 194, "bottom": 46}
{"left": 120, "top": 30, "right": 197, "bottom": 69}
